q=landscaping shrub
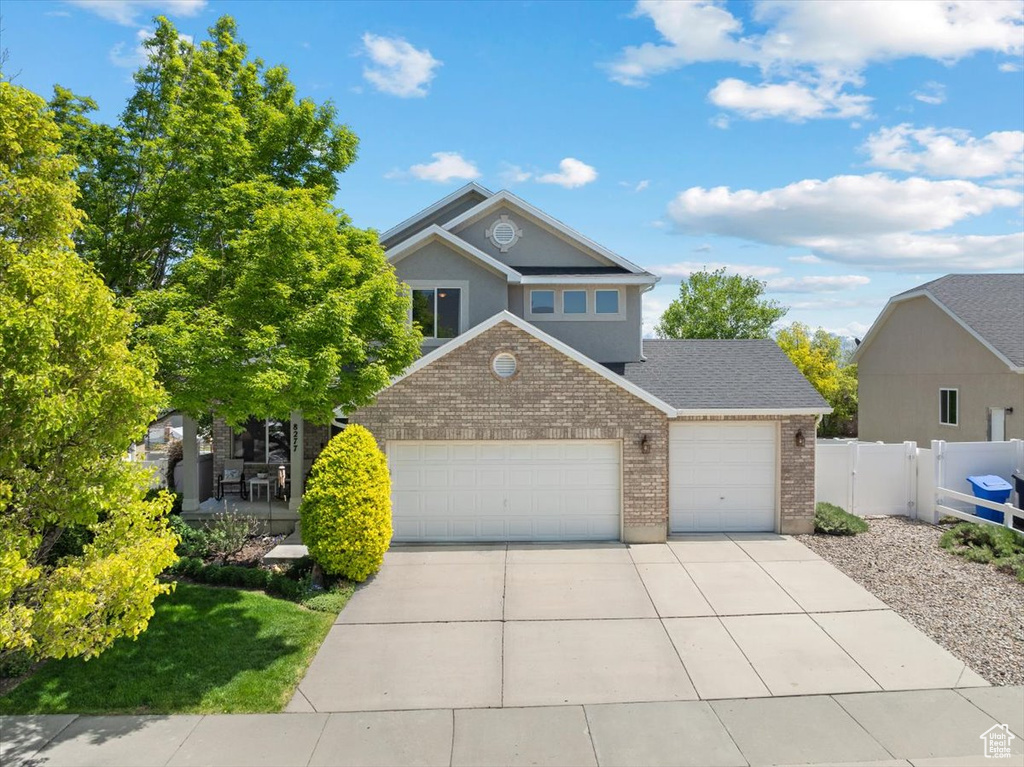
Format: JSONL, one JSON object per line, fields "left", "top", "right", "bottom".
{"left": 302, "top": 583, "right": 355, "bottom": 614}
{"left": 165, "top": 439, "right": 184, "bottom": 489}
{"left": 940, "top": 522, "right": 1024, "bottom": 582}
{"left": 204, "top": 512, "right": 260, "bottom": 558}
{"left": 165, "top": 557, "right": 314, "bottom": 601}
{"left": 166, "top": 516, "right": 213, "bottom": 559}
{"left": 300, "top": 425, "right": 391, "bottom": 582}
{"left": 814, "top": 502, "right": 869, "bottom": 536}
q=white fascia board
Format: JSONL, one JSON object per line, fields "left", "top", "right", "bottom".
{"left": 519, "top": 274, "right": 659, "bottom": 286}
{"left": 386, "top": 226, "right": 521, "bottom": 283}
{"left": 380, "top": 182, "right": 494, "bottom": 244}
{"left": 388, "top": 311, "right": 678, "bottom": 416}
{"left": 672, "top": 407, "right": 832, "bottom": 417}
{"left": 442, "top": 190, "right": 651, "bottom": 275}
{"left": 852, "top": 290, "right": 1022, "bottom": 372}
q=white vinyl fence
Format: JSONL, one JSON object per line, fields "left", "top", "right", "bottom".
{"left": 816, "top": 438, "right": 1024, "bottom": 526}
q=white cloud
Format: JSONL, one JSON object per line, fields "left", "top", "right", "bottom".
{"left": 609, "top": 0, "right": 1023, "bottom": 120}
{"left": 709, "top": 113, "right": 731, "bottom": 129}
{"left": 789, "top": 297, "right": 881, "bottom": 310}
{"left": 634, "top": 179, "right": 651, "bottom": 192}
{"left": 708, "top": 77, "right": 871, "bottom": 121}
{"left": 389, "top": 152, "right": 480, "bottom": 183}
{"left": 999, "top": 61, "right": 1023, "bottom": 72}
{"left": 499, "top": 163, "right": 532, "bottom": 185}
{"left": 68, "top": 0, "right": 205, "bottom": 25}
{"left": 822, "top": 321, "right": 872, "bottom": 339}
{"left": 788, "top": 254, "right": 822, "bottom": 264}
{"left": 642, "top": 293, "right": 671, "bottom": 337}
{"left": 536, "top": 158, "right": 598, "bottom": 189}
{"left": 361, "top": 33, "right": 441, "bottom": 98}
{"left": 651, "top": 261, "right": 782, "bottom": 279}
{"left": 766, "top": 275, "right": 871, "bottom": 293}
{"left": 912, "top": 81, "right": 946, "bottom": 104}
{"left": 863, "top": 124, "right": 1024, "bottom": 178}
{"left": 667, "top": 173, "right": 1024, "bottom": 271}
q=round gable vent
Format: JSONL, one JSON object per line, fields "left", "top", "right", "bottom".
{"left": 492, "top": 222, "right": 516, "bottom": 246}
{"left": 491, "top": 352, "right": 518, "bottom": 379}
{"left": 486, "top": 215, "right": 522, "bottom": 252}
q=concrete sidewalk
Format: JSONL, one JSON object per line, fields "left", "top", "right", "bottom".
{"left": 3, "top": 687, "right": 1022, "bottom": 767}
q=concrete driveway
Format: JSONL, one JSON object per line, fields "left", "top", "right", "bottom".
{"left": 291, "top": 533, "right": 988, "bottom": 713}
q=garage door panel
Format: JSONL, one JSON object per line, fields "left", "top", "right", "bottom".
{"left": 390, "top": 440, "right": 620, "bottom": 542}
{"left": 670, "top": 422, "right": 777, "bottom": 534}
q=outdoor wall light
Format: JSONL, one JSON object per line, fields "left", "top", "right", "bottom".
{"left": 795, "top": 429, "right": 806, "bottom": 448}
{"left": 639, "top": 434, "right": 651, "bottom": 454}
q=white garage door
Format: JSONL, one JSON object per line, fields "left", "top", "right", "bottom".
{"left": 389, "top": 440, "right": 620, "bottom": 542}
{"left": 669, "top": 422, "right": 777, "bottom": 533}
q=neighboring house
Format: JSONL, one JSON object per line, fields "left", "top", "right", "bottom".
{"left": 854, "top": 274, "right": 1024, "bottom": 446}
{"left": 346, "top": 184, "right": 829, "bottom": 542}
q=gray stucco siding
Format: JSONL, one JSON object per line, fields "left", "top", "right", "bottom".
{"left": 393, "top": 240, "right": 509, "bottom": 352}
{"left": 380, "top": 191, "right": 488, "bottom": 250}
{"left": 452, "top": 204, "right": 612, "bottom": 269}
{"left": 508, "top": 284, "right": 643, "bottom": 363}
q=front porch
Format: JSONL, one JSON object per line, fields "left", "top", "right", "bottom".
{"left": 183, "top": 496, "right": 300, "bottom": 536}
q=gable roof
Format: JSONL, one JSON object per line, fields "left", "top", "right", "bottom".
{"left": 442, "top": 190, "right": 652, "bottom": 276}
{"left": 386, "top": 225, "right": 522, "bottom": 282}
{"left": 389, "top": 312, "right": 677, "bottom": 416}
{"left": 380, "top": 182, "right": 493, "bottom": 248}
{"left": 621, "top": 339, "right": 831, "bottom": 414}
{"left": 853, "top": 273, "right": 1024, "bottom": 371}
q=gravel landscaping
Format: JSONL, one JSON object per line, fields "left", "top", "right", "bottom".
{"left": 798, "top": 516, "right": 1024, "bottom": 687}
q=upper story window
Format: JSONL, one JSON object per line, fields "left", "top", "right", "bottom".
{"left": 940, "top": 388, "right": 958, "bottom": 426}
{"left": 563, "top": 290, "right": 587, "bottom": 314}
{"left": 413, "top": 287, "right": 461, "bottom": 339}
{"left": 595, "top": 289, "right": 620, "bottom": 314}
{"left": 526, "top": 287, "right": 625, "bottom": 321}
{"left": 530, "top": 290, "right": 556, "bottom": 314}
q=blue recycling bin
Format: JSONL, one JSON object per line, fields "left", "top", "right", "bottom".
{"left": 966, "top": 475, "right": 1012, "bottom": 523}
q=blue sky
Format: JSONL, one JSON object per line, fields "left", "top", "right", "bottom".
{"left": 5, "top": 0, "right": 1023, "bottom": 338}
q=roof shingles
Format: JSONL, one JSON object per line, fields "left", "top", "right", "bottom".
{"left": 621, "top": 339, "right": 830, "bottom": 411}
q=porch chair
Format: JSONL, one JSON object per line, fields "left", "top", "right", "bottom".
{"left": 216, "top": 459, "right": 248, "bottom": 500}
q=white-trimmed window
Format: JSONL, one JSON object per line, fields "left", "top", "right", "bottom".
{"left": 595, "top": 289, "right": 620, "bottom": 314}
{"left": 407, "top": 281, "right": 468, "bottom": 341}
{"left": 232, "top": 417, "right": 290, "bottom": 463}
{"left": 530, "top": 289, "right": 555, "bottom": 315}
{"left": 940, "top": 388, "right": 959, "bottom": 426}
{"left": 525, "top": 286, "right": 626, "bottom": 321}
{"left": 563, "top": 290, "right": 587, "bottom": 314}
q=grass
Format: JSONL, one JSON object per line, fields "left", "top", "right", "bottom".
{"left": 814, "top": 502, "right": 869, "bottom": 536}
{"left": 939, "top": 522, "right": 1024, "bottom": 583}
{"left": 0, "top": 583, "right": 336, "bottom": 715}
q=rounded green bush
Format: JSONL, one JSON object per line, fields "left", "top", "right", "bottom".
{"left": 300, "top": 425, "right": 392, "bottom": 582}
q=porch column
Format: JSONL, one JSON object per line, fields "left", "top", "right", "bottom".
{"left": 180, "top": 415, "right": 199, "bottom": 513}
{"left": 289, "top": 410, "right": 304, "bottom": 513}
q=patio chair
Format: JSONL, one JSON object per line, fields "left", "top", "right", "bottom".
{"left": 216, "top": 459, "right": 247, "bottom": 500}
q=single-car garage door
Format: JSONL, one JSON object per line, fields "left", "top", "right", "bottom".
{"left": 669, "top": 422, "right": 777, "bottom": 533}
{"left": 389, "top": 440, "right": 620, "bottom": 541}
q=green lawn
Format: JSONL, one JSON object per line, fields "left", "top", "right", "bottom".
{"left": 0, "top": 584, "right": 336, "bottom": 714}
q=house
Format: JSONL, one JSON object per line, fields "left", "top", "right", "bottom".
{"left": 196, "top": 184, "right": 828, "bottom": 541}
{"left": 345, "top": 184, "right": 829, "bottom": 543}
{"left": 854, "top": 274, "right": 1024, "bottom": 445}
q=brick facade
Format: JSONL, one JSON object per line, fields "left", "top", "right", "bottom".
{"left": 350, "top": 321, "right": 669, "bottom": 543}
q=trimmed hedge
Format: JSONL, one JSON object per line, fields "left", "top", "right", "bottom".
{"left": 300, "top": 425, "right": 391, "bottom": 582}
{"left": 166, "top": 557, "right": 308, "bottom": 600}
{"left": 814, "top": 502, "right": 869, "bottom": 536}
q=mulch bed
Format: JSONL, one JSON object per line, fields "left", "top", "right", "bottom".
{"left": 220, "top": 535, "right": 286, "bottom": 567}
{"left": 798, "top": 516, "right": 1024, "bottom": 686}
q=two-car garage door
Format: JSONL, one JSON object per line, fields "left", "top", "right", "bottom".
{"left": 389, "top": 440, "right": 620, "bottom": 542}
{"left": 669, "top": 422, "right": 777, "bottom": 533}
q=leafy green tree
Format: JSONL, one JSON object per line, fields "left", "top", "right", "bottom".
{"left": 656, "top": 268, "right": 788, "bottom": 339}
{"left": 0, "top": 81, "right": 178, "bottom": 662}
{"left": 51, "top": 16, "right": 419, "bottom": 427}
{"left": 51, "top": 16, "right": 358, "bottom": 296}
{"left": 776, "top": 323, "right": 858, "bottom": 437}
